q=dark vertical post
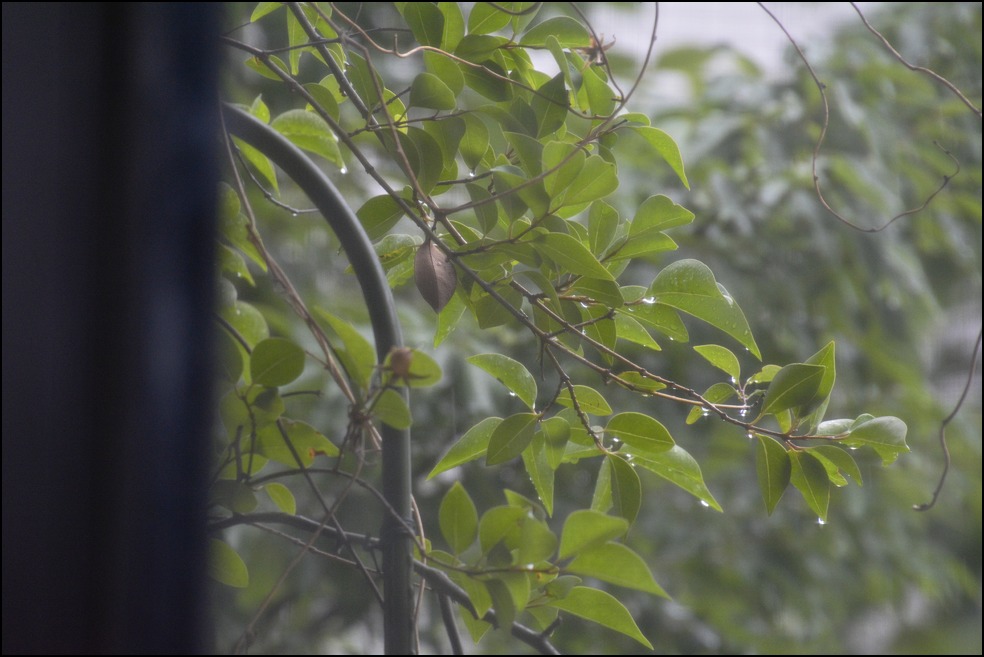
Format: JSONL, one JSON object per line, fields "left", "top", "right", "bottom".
{"left": 2, "top": 3, "right": 218, "bottom": 654}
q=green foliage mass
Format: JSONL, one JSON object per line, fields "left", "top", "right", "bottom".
{"left": 211, "top": 2, "right": 980, "bottom": 654}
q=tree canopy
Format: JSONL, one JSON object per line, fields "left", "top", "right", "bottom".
{"left": 212, "top": 3, "right": 981, "bottom": 654}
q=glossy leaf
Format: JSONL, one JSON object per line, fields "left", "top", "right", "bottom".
{"left": 486, "top": 412, "right": 538, "bottom": 465}
{"left": 614, "top": 313, "right": 661, "bottom": 351}
{"left": 755, "top": 434, "right": 791, "bottom": 514}
{"left": 428, "top": 417, "right": 502, "bottom": 478}
{"left": 808, "top": 445, "right": 863, "bottom": 486}
{"left": 271, "top": 109, "right": 342, "bottom": 167}
{"left": 790, "top": 451, "right": 831, "bottom": 522}
{"left": 630, "top": 446, "right": 723, "bottom": 511}
{"left": 568, "top": 542, "right": 668, "bottom": 597}
{"left": 607, "top": 454, "right": 641, "bottom": 525}
{"left": 250, "top": 338, "right": 305, "bottom": 387}
{"left": 440, "top": 481, "right": 478, "bottom": 554}
{"left": 209, "top": 539, "right": 249, "bottom": 588}
{"left": 478, "top": 505, "right": 527, "bottom": 554}
{"left": 694, "top": 344, "right": 741, "bottom": 381}
{"left": 467, "top": 2, "right": 510, "bottom": 35}
{"left": 522, "top": 436, "right": 556, "bottom": 516}
{"left": 629, "top": 126, "right": 690, "bottom": 189}
{"left": 760, "top": 363, "right": 825, "bottom": 417}
{"left": 550, "top": 587, "right": 653, "bottom": 649}
{"left": 555, "top": 385, "right": 613, "bottom": 416}
{"left": 558, "top": 510, "right": 628, "bottom": 560}
{"left": 562, "top": 155, "right": 618, "bottom": 207}
{"left": 632, "top": 194, "right": 695, "bottom": 232}
{"left": 649, "top": 259, "right": 760, "bottom": 358}
{"left": 843, "top": 415, "right": 909, "bottom": 465}
{"left": 800, "top": 341, "right": 837, "bottom": 430}
{"left": 535, "top": 232, "right": 614, "bottom": 281}
{"left": 605, "top": 412, "right": 674, "bottom": 455}
{"left": 685, "top": 382, "right": 735, "bottom": 424}
{"left": 467, "top": 353, "right": 537, "bottom": 410}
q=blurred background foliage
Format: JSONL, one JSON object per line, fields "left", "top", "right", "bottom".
{"left": 215, "top": 2, "right": 981, "bottom": 653}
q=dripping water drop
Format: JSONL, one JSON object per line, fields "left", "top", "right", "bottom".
{"left": 699, "top": 500, "right": 710, "bottom": 508}
{"left": 817, "top": 517, "right": 826, "bottom": 526}
{"left": 339, "top": 166, "right": 348, "bottom": 175}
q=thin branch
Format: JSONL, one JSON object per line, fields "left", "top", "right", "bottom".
{"left": 850, "top": 2, "right": 981, "bottom": 119}
{"left": 914, "top": 325, "right": 983, "bottom": 511}
{"left": 758, "top": 2, "right": 961, "bottom": 232}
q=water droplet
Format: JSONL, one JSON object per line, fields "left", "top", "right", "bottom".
{"left": 739, "top": 407, "right": 749, "bottom": 418}
{"left": 700, "top": 500, "right": 710, "bottom": 508}
{"left": 701, "top": 407, "right": 710, "bottom": 417}
{"left": 746, "top": 431, "right": 754, "bottom": 440}
{"left": 507, "top": 391, "right": 516, "bottom": 397}
{"left": 817, "top": 517, "right": 826, "bottom": 526}
{"left": 579, "top": 302, "right": 589, "bottom": 308}
{"left": 291, "top": 211, "right": 298, "bottom": 217}
{"left": 339, "top": 166, "right": 348, "bottom": 175}
{"left": 848, "top": 446, "right": 858, "bottom": 451}
{"left": 641, "top": 296, "right": 656, "bottom": 305}
{"left": 525, "top": 563, "right": 535, "bottom": 570}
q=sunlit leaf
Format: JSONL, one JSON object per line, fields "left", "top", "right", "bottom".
{"left": 209, "top": 539, "right": 249, "bottom": 588}
{"left": 486, "top": 412, "right": 538, "bottom": 465}
{"left": 558, "top": 510, "right": 628, "bottom": 559}
{"left": 550, "top": 587, "right": 653, "bottom": 649}
{"left": 467, "top": 353, "right": 537, "bottom": 410}
{"left": 568, "top": 542, "right": 668, "bottom": 597}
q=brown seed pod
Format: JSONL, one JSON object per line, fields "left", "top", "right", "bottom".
{"left": 414, "top": 238, "right": 456, "bottom": 312}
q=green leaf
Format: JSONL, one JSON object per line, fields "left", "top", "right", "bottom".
{"left": 561, "top": 155, "right": 618, "bottom": 207}
{"left": 409, "top": 72, "right": 457, "bottom": 110}
{"left": 400, "top": 2, "right": 445, "bottom": 46}
{"left": 437, "top": 2, "right": 465, "bottom": 50}
{"left": 250, "top": 2, "right": 282, "bottom": 22}
{"left": 429, "top": 417, "right": 502, "bottom": 478}
{"left": 467, "top": 353, "right": 537, "bottom": 410}
{"left": 685, "top": 382, "right": 735, "bottom": 424}
{"left": 649, "top": 260, "right": 760, "bottom": 358}
{"left": 209, "top": 539, "right": 249, "bottom": 588}
{"left": 755, "top": 434, "right": 791, "bottom": 514}
{"left": 314, "top": 309, "right": 377, "bottom": 390}
{"left": 760, "top": 363, "right": 825, "bottom": 417}
{"left": 550, "top": 587, "right": 653, "bottom": 649}
{"left": 535, "top": 232, "right": 614, "bottom": 281}
{"left": 558, "top": 510, "right": 628, "bottom": 560}
{"left": 522, "top": 436, "right": 556, "bottom": 516}
{"left": 694, "top": 344, "right": 741, "bottom": 381}
{"left": 233, "top": 137, "right": 279, "bottom": 195}
{"left": 587, "top": 200, "right": 619, "bottom": 256}
{"left": 250, "top": 338, "right": 305, "bottom": 387}
{"left": 486, "top": 412, "right": 538, "bottom": 465}
{"left": 423, "top": 51, "right": 464, "bottom": 95}
{"left": 264, "top": 482, "right": 296, "bottom": 515}
{"left": 302, "top": 82, "right": 340, "bottom": 122}
{"left": 631, "top": 445, "right": 723, "bottom": 511}
{"left": 345, "top": 52, "right": 385, "bottom": 111}
{"left": 801, "top": 341, "right": 837, "bottom": 430}
{"left": 568, "top": 542, "right": 669, "bottom": 597}
{"left": 515, "top": 513, "right": 558, "bottom": 564}
{"left": 257, "top": 418, "right": 338, "bottom": 467}
{"left": 555, "top": 385, "right": 613, "bottom": 416}
{"left": 384, "top": 347, "right": 443, "bottom": 388}
{"left": 373, "top": 389, "right": 412, "bottom": 429}
{"left": 571, "top": 278, "right": 623, "bottom": 308}
{"left": 478, "top": 505, "right": 527, "bottom": 554}
{"left": 529, "top": 74, "right": 569, "bottom": 138}
{"left": 808, "top": 445, "right": 863, "bottom": 486}
{"left": 623, "top": 301, "right": 689, "bottom": 343}
{"left": 607, "top": 454, "right": 641, "bottom": 525}
{"left": 356, "top": 194, "right": 406, "bottom": 242}
{"left": 485, "top": 573, "right": 528, "bottom": 630}
{"left": 580, "top": 66, "right": 616, "bottom": 116}
{"left": 405, "top": 127, "right": 445, "bottom": 194}
{"left": 790, "top": 451, "right": 830, "bottom": 522}
{"left": 461, "top": 59, "right": 512, "bottom": 101}
{"left": 467, "top": 2, "right": 510, "bottom": 34}
{"left": 614, "top": 313, "right": 661, "bottom": 351}
{"left": 440, "top": 482, "right": 478, "bottom": 553}
{"left": 631, "top": 194, "right": 694, "bottom": 232}
{"left": 520, "top": 16, "right": 591, "bottom": 47}
{"left": 218, "top": 244, "right": 255, "bottom": 287}
{"left": 211, "top": 480, "right": 259, "bottom": 514}
{"left": 629, "top": 126, "right": 690, "bottom": 189}
{"left": 605, "top": 412, "right": 674, "bottom": 456}
{"left": 460, "top": 113, "right": 490, "bottom": 171}
{"left": 843, "top": 416, "right": 909, "bottom": 465}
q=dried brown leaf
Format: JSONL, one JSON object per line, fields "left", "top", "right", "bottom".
{"left": 414, "top": 239, "right": 456, "bottom": 312}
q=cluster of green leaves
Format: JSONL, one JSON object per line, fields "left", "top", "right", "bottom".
{"left": 212, "top": 2, "right": 923, "bottom": 651}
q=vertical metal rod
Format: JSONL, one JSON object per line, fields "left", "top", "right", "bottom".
{"left": 223, "top": 105, "right": 414, "bottom": 654}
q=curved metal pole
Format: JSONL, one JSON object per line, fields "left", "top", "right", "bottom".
{"left": 223, "top": 104, "right": 414, "bottom": 655}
